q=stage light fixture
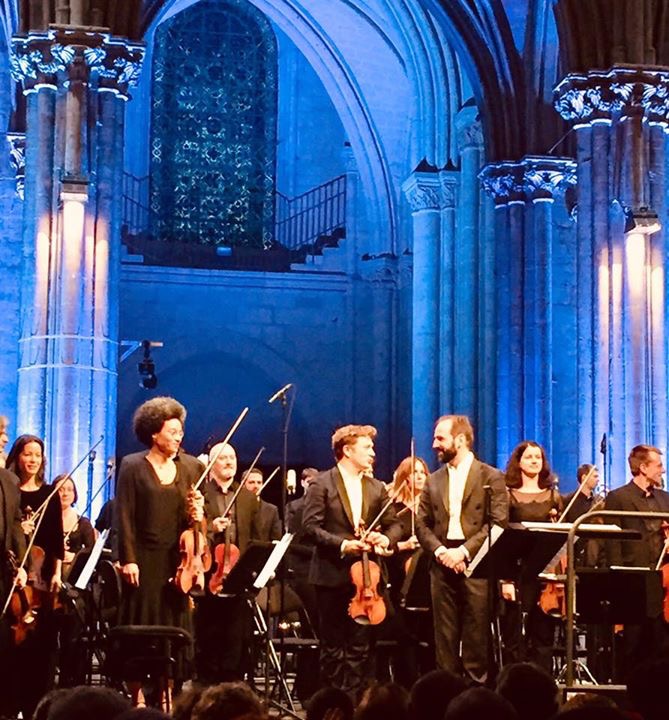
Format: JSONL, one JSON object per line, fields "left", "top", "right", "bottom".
{"left": 138, "top": 340, "right": 158, "bottom": 389}
{"left": 624, "top": 206, "right": 661, "bottom": 235}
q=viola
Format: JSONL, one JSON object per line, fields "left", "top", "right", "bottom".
{"left": 538, "top": 505, "right": 567, "bottom": 619}
{"left": 348, "top": 523, "right": 386, "bottom": 626}
{"left": 173, "top": 490, "right": 211, "bottom": 595}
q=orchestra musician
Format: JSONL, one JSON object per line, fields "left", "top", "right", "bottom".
{"left": 604, "top": 445, "right": 669, "bottom": 676}
{"left": 500, "top": 440, "right": 562, "bottom": 670}
{"left": 243, "top": 467, "right": 281, "bottom": 541}
{"left": 195, "top": 441, "right": 258, "bottom": 683}
{"left": 416, "top": 415, "right": 507, "bottom": 685}
{"left": 57, "top": 475, "right": 96, "bottom": 576}
{"left": 5, "top": 435, "right": 64, "bottom": 718}
{"left": 0, "top": 462, "right": 28, "bottom": 718}
{"left": 56, "top": 474, "right": 96, "bottom": 686}
{"left": 381, "top": 455, "right": 430, "bottom": 688}
{"left": 115, "top": 397, "right": 204, "bottom": 697}
{"left": 302, "top": 424, "right": 401, "bottom": 699}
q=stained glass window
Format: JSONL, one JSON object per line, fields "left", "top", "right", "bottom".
{"left": 151, "top": 0, "right": 277, "bottom": 249}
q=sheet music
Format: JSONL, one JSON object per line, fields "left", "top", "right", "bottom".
{"left": 465, "top": 524, "right": 504, "bottom": 577}
{"left": 74, "top": 528, "right": 110, "bottom": 590}
{"left": 253, "top": 532, "right": 293, "bottom": 590}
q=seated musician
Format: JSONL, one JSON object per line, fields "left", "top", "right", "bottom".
{"left": 302, "top": 424, "right": 401, "bottom": 699}
{"left": 57, "top": 475, "right": 96, "bottom": 576}
{"left": 195, "top": 441, "right": 258, "bottom": 683}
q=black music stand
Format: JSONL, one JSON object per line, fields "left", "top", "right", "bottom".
{"left": 467, "top": 524, "right": 569, "bottom": 582}
{"left": 223, "top": 540, "right": 299, "bottom": 719}
{"left": 467, "top": 524, "right": 571, "bottom": 669}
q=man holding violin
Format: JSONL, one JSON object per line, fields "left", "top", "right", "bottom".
{"left": 195, "top": 441, "right": 259, "bottom": 683}
{"left": 302, "top": 424, "right": 402, "bottom": 699}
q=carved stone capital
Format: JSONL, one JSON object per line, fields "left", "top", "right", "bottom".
{"left": 455, "top": 105, "right": 483, "bottom": 150}
{"left": 6, "top": 132, "right": 25, "bottom": 199}
{"left": 11, "top": 27, "right": 145, "bottom": 98}
{"left": 555, "top": 66, "right": 669, "bottom": 126}
{"left": 480, "top": 156, "right": 577, "bottom": 204}
{"left": 403, "top": 168, "right": 457, "bottom": 212}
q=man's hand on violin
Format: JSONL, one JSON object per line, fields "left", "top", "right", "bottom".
{"left": 49, "top": 569, "right": 62, "bottom": 593}
{"left": 341, "top": 538, "right": 370, "bottom": 555}
{"left": 122, "top": 562, "right": 140, "bottom": 586}
{"left": 212, "top": 516, "right": 231, "bottom": 533}
{"left": 367, "top": 531, "right": 392, "bottom": 556}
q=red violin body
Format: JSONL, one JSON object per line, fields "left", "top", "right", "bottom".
{"left": 208, "top": 537, "right": 240, "bottom": 596}
{"left": 348, "top": 550, "right": 386, "bottom": 626}
{"left": 174, "top": 526, "right": 212, "bottom": 594}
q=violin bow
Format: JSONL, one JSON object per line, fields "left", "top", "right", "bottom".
{"left": 1, "top": 434, "right": 105, "bottom": 619}
{"left": 192, "top": 407, "right": 249, "bottom": 492}
{"left": 259, "top": 466, "right": 281, "bottom": 495}
{"left": 557, "top": 464, "right": 597, "bottom": 524}
{"left": 221, "top": 445, "right": 265, "bottom": 518}
{"left": 63, "top": 458, "right": 115, "bottom": 544}
{"left": 410, "top": 437, "right": 416, "bottom": 537}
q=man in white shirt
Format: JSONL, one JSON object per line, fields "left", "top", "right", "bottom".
{"left": 416, "top": 415, "right": 508, "bottom": 684}
{"left": 303, "top": 424, "right": 402, "bottom": 698}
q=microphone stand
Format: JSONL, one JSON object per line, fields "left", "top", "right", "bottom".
{"left": 600, "top": 434, "right": 609, "bottom": 495}
{"left": 268, "top": 384, "right": 296, "bottom": 712}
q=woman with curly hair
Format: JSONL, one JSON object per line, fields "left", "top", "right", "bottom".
{"left": 501, "top": 440, "right": 562, "bottom": 669}
{"left": 117, "top": 396, "right": 204, "bottom": 621}
{"left": 115, "top": 397, "right": 204, "bottom": 700}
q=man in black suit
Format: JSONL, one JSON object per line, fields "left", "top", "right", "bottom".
{"left": 604, "top": 444, "right": 669, "bottom": 674}
{"left": 303, "top": 425, "right": 401, "bottom": 698}
{"left": 243, "top": 468, "right": 281, "bottom": 541}
{"left": 416, "top": 415, "right": 508, "bottom": 684}
{"left": 0, "top": 465, "right": 28, "bottom": 716}
{"left": 196, "top": 441, "right": 259, "bottom": 682}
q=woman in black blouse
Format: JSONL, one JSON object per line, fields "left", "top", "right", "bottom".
{"left": 57, "top": 474, "right": 96, "bottom": 577}
{"left": 5, "top": 434, "right": 64, "bottom": 717}
{"left": 501, "top": 440, "right": 562, "bottom": 669}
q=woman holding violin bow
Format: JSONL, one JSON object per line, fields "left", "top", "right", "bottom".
{"left": 3, "top": 434, "right": 64, "bottom": 719}
{"left": 116, "top": 396, "right": 205, "bottom": 703}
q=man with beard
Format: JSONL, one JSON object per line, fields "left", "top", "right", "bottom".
{"left": 416, "top": 415, "right": 508, "bottom": 684}
{"left": 196, "top": 441, "right": 259, "bottom": 682}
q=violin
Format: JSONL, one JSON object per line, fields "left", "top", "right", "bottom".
{"left": 208, "top": 518, "right": 240, "bottom": 595}
{"left": 538, "top": 502, "right": 568, "bottom": 619}
{"left": 6, "top": 551, "right": 39, "bottom": 645}
{"left": 174, "top": 490, "right": 211, "bottom": 595}
{"left": 348, "top": 522, "right": 386, "bottom": 626}
{"left": 207, "top": 447, "right": 267, "bottom": 595}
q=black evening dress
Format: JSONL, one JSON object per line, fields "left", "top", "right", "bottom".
{"left": 116, "top": 451, "right": 195, "bottom": 630}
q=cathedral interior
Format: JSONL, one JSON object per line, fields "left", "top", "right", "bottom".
{"left": 0, "top": 0, "right": 667, "bottom": 515}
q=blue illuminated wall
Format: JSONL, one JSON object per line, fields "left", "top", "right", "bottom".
{"left": 0, "top": 27, "right": 22, "bottom": 432}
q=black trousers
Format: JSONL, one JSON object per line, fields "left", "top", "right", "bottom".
{"left": 430, "top": 564, "right": 489, "bottom": 684}
{"left": 194, "top": 595, "right": 252, "bottom": 683}
{"left": 316, "top": 584, "right": 372, "bottom": 700}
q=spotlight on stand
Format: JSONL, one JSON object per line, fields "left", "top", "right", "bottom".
{"left": 138, "top": 340, "right": 158, "bottom": 389}
{"left": 624, "top": 206, "right": 662, "bottom": 235}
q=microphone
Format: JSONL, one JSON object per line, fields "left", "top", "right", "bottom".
{"left": 268, "top": 383, "right": 293, "bottom": 404}
{"left": 600, "top": 433, "right": 607, "bottom": 455}
{"left": 286, "top": 469, "right": 296, "bottom": 495}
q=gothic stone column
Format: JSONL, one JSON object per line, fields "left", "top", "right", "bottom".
{"left": 555, "top": 67, "right": 669, "bottom": 486}
{"left": 11, "top": 27, "right": 144, "bottom": 513}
